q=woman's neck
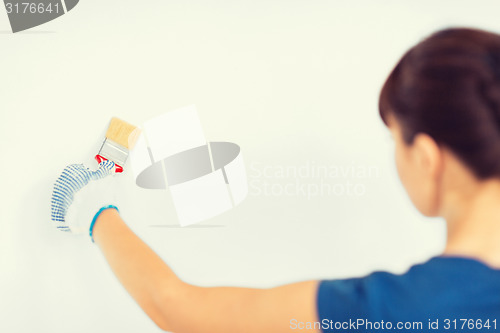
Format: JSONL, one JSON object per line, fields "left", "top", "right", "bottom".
{"left": 443, "top": 179, "right": 500, "bottom": 269}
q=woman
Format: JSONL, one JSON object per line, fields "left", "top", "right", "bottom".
{"left": 51, "top": 27, "right": 500, "bottom": 332}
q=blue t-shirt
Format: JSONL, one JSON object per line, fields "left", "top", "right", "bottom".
{"left": 316, "top": 256, "right": 500, "bottom": 332}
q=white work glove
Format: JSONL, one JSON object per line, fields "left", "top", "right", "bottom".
{"left": 51, "top": 160, "right": 118, "bottom": 242}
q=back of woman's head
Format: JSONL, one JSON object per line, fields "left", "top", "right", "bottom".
{"left": 379, "top": 27, "right": 500, "bottom": 179}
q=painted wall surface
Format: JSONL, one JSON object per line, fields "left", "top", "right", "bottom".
{"left": 1, "top": 1, "right": 498, "bottom": 332}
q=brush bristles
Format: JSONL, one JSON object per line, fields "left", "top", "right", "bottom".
{"left": 105, "top": 117, "right": 140, "bottom": 149}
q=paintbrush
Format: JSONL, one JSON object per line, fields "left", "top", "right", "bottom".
{"left": 95, "top": 117, "right": 141, "bottom": 173}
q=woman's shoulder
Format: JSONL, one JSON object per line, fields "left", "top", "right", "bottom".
{"left": 361, "top": 255, "right": 500, "bottom": 291}
{"left": 317, "top": 255, "right": 500, "bottom": 325}
{"left": 320, "top": 255, "right": 500, "bottom": 292}
{"left": 406, "top": 255, "right": 500, "bottom": 279}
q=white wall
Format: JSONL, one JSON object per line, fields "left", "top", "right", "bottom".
{"left": 1, "top": 1, "right": 499, "bottom": 332}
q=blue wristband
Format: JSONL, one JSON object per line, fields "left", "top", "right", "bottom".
{"left": 89, "top": 205, "right": 119, "bottom": 243}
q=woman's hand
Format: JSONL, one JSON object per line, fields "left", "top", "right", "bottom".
{"left": 50, "top": 160, "right": 118, "bottom": 240}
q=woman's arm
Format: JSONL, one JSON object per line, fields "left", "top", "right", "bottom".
{"left": 93, "top": 209, "right": 320, "bottom": 332}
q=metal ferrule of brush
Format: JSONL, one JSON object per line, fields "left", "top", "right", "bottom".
{"left": 98, "top": 138, "right": 129, "bottom": 167}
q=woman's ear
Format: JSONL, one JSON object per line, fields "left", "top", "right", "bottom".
{"left": 412, "top": 133, "right": 443, "bottom": 181}
{"left": 411, "top": 133, "right": 444, "bottom": 215}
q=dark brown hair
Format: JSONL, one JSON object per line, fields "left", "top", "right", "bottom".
{"left": 379, "top": 27, "right": 500, "bottom": 179}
